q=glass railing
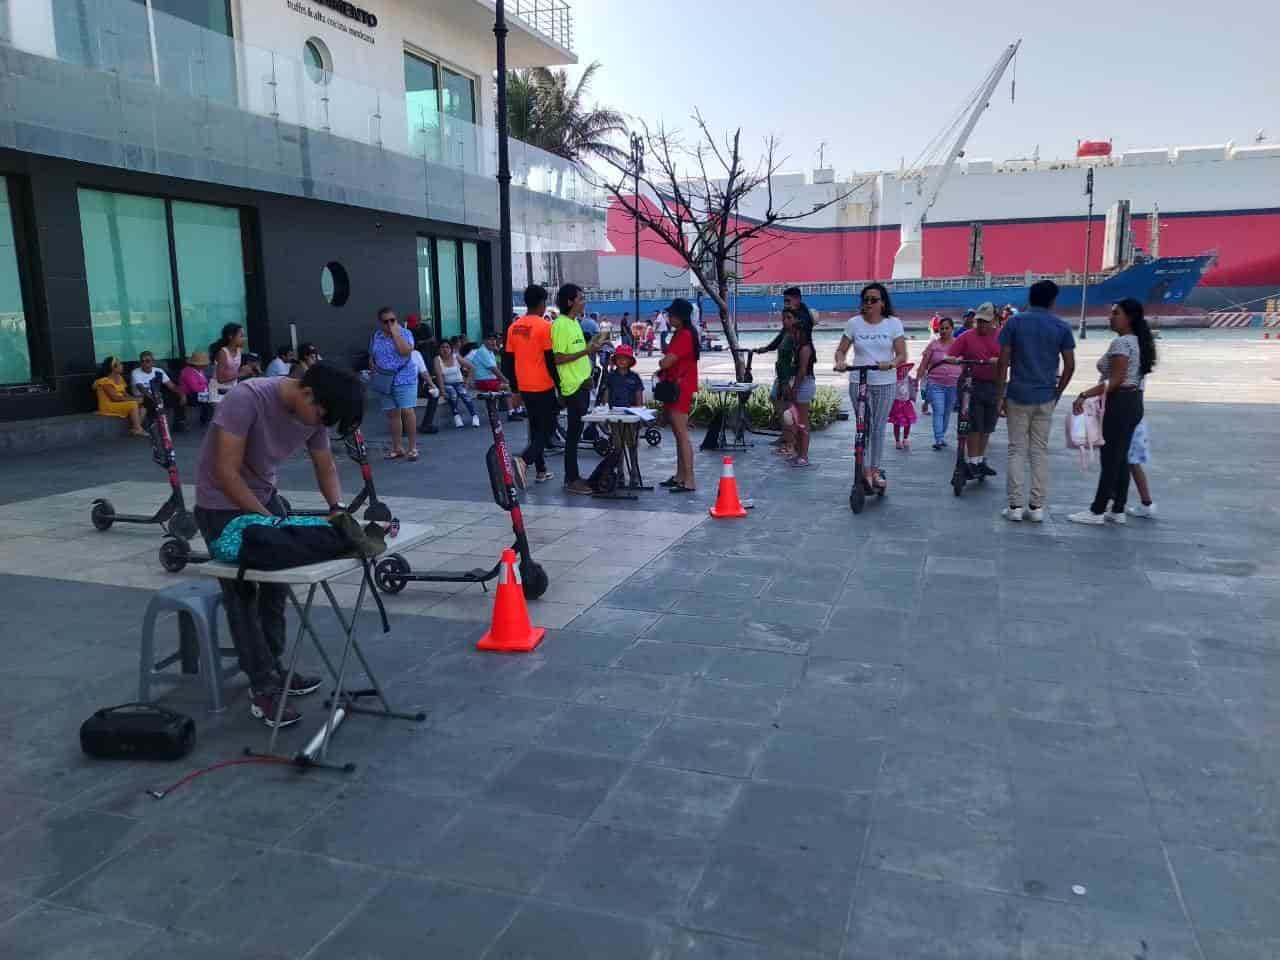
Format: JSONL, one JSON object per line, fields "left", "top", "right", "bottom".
{"left": 0, "top": 0, "right": 602, "bottom": 247}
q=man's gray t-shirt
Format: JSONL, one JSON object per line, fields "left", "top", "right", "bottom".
{"left": 998, "top": 306, "right": 1075, "bottom": 405}
{"left": 195, "top": 379, "right": 329, "bottom": 511}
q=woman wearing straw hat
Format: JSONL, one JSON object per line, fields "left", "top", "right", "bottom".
{"left": 178, "top": 349, "right": 215, "bottom": 426}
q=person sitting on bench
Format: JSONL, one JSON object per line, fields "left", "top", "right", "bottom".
{"left": 193, "top": 364, "right": 364, "bottom": 728}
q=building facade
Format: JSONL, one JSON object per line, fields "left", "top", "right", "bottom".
{"left": 0, "top": 0, "right": 598, "bottom": 420}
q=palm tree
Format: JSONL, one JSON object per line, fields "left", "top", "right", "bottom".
{"left": 505, "top": 61, "right": 626, "bottom": 164}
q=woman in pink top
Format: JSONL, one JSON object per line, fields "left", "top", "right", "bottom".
{"left": 920, "top": 316, "right": 962, "bottom": 449}
{"left": 178, "top": 349, "right": 214, "bottom": 426}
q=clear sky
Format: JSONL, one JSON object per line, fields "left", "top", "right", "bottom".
{"left": 570, "top": 0, "right": 1280, "bottom": 176}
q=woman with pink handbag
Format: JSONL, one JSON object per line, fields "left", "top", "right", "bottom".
{"left": 1067, "top": 299, "right": 1157, "bottom": 526}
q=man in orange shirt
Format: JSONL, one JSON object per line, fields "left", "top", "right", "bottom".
{"left": 503, "top": 284, "right": 560, "bottom": 485}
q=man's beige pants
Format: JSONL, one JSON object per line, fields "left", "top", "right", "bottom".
{"left": 1005, "top": 399, "right": 1056, "bottom": 508}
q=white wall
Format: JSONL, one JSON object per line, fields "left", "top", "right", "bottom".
{"left": 232, "top": 0, "right": 495, "bottom": 154}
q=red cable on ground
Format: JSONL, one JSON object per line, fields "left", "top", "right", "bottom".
{"left": 146, "top": 755, "right": 294, "bottom": 799}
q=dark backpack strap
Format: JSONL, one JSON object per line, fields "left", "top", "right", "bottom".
{"left": 361, "top": 556, "right": 391, "bottom": 633}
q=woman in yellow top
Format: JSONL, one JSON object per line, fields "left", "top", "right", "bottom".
{"left": 93, "top": 356, "right": 147, "bottom": 436}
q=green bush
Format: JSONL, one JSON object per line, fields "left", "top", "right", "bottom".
{"left": 679, "top": 380, "right": 843, "bottom": 431}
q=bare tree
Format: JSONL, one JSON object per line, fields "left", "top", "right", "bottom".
{"left": 594, "top": 112, "right": 864, "bottom": 380}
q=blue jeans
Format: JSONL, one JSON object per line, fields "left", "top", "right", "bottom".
{"left": 443, "top": 383, "right": 477, "bottom": 418}
{"left": 925, "top": 382, "right": 957, "bottom": 444}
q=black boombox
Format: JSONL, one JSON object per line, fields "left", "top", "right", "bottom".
{"left": 80, "top": 703, "right": 196, "bottom": 762}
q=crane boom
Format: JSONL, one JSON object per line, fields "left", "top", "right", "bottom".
{"left": 892, "top": 40, "right": 1021, "bottom": 280}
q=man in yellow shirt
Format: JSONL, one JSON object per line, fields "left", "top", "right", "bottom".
{"left": 551, "top": 283, "right": 602, "bottom": 494}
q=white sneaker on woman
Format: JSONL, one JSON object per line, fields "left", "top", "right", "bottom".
{"left": 471, "top": 414, "right": 480, "bottom": 427}
{"left": 1126, "top": 503, "right": 1157, "bottom": 519}
{"left": 453, "top": 414, "right": 464, "bottom": 428}
{"left": 1104, "top": 511, "right": 1127, "bottom": 525}
{"left": 1068, "top": 511, "right": 1105, "bottom": 526}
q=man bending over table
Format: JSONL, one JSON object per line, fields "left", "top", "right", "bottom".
{"left": 194, "top": 364, "right": 365, "bottom": 728}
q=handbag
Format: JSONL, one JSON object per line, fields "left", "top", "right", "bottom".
{"left": 1065, "top": 395, "right": 1105, "bottom": 467}
{"left": 653, "top": 380, "right": 679, "bottom": 404}
{"left": 367, "top": 334, "right": 409, "bottom": 396}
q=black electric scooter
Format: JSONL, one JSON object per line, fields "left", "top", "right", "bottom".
{"left": 834, "top": 364, "right": 885, "bottom": 514}
{"left": 948, "top": 359, "right": 987, "bottom": 497}
{"left": 157, "top": 425, "right": 395, "bottom": 573}
{"left": 374, "top": 391, "right": 548, "bottom": 600}
{"left": 274, "top": 428, "right": 396, "bottom": 524}
{"left": 90, "top": 375, "right": 199, "bottom": 543}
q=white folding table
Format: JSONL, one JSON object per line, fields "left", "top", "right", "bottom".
{"left": 581, "top": 407, "right": 656, "bottom": 499}
{"left": 195, "top": 522, "right": 433, "bottom": 773}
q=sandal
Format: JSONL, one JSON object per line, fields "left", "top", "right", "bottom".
{"left": 384, "top": 450, "right": 404, "bottom": 461}
{"left": 659, "top": 476, "right": 678, "bottom": 487}
{"left": 668, "top": 481, "right": 697, "bottom": 494}
{"left": 406, "top": 449, "right": 420, "bottom": 462}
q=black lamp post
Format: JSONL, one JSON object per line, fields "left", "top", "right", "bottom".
{"left": 630, "top": 132, "right": 645, "bottom": 329}
{"left": 494, "top": 1, "right": 513, "bottom": 332}
{"left": 1079, "top": 167, "right": 1094, "bottom": 340}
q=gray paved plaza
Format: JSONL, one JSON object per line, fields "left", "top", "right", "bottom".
{"left": 0, "top": 335, "right": 1277, "bottom": 958}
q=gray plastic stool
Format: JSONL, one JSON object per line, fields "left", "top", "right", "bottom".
{"left": 139, "top": 580, "right": 239, "bottom": 712}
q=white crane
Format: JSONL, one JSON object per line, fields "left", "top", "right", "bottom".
{"left": 892, "top": 40, "right": 1021, "bottom": 280}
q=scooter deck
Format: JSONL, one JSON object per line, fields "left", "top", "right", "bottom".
{"left": 402, "top": 567, "right": 495, "bottom": 583}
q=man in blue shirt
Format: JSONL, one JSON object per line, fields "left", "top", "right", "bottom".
{"left": 996, "top": 280, "right": 1075, "bottom": 522}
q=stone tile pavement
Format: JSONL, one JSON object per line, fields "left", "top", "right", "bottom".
{"left": 0, "top": 361, "right": 1278, "bottom": 957}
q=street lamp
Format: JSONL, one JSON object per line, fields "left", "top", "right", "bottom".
{"left": 494, "top": 1, "right": 514, "bottom": 332}
{"left": 630, "top": 132, "right": 645, "bottom": 331}
{"left": 1079, "top": 167, "right": 1095, "bottom": 340}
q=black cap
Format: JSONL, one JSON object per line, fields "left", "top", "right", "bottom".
{"left": 666, "top": 298, "right": 693, "bottom": 321}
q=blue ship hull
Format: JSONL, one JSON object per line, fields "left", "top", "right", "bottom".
{"left": 580, "top": 255, "right": 1214, "bottom": 322}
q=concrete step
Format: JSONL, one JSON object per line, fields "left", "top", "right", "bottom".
{"left": 0, "top": 413, "right": 131, "bottom": 456}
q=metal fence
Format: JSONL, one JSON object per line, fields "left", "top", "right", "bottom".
{"left": 511, "top": 1, "right": 575, "bottom": 52}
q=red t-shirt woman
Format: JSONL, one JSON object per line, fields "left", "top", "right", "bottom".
{"left": 661, "top": 325, "right": 699, "bottom": 415}
{"left": 656, "top": 301, "right": 701, "bottom": 492}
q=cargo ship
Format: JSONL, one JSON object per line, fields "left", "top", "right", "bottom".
{"left": 581, "top": 42, "right": 1278, "bottom": 324}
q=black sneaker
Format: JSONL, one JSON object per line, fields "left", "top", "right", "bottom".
{"left": 980, "top": 462, "right": 997, "bottom": 477}
{"left": 248, "top": 689, "right": 301, "bottom": 728}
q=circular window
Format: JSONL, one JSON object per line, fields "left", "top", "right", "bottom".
{"left": 321, "top": 262, "right": 349, "bottom": 306}
{"left": 303, "top": 38, "right": 330, "bottom": 84}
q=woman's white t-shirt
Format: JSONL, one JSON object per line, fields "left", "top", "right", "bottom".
{"left": 410, "top": 350, "right": 428, "bottom": 377}
{"left": 843, "top": 315, "right": 905, "bottom": 386}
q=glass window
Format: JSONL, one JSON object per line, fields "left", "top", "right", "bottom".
{"left": 404, "top": 52, "right": 440, "bottom": 157}
{"left": 53, "top": 0, "right": 155, "bottom": 85}
{"left": 303, "top": 39, "right": 329, "bottom": 84}
{"left": 441, "top": 67, "right": 476, "bottom": 123}
{"left": 152, "top": 0, "right": 237, "bottom": 105}
{"left": 416, "top": 236, "right": 436, "bottom": 337}
{"left": 0, "top": 181, "right": 32, "bottom": 385}
{"left": 171, "top": 200, "right": 246, "bottom": 356}
{"left": 78, "top": 190, "right": 176, "bottom": 364}
{"left": 462, "top": 241, "right": 483, "bottom": 342}
{"left": 436, "top": 239, "right": 461, "bottom": 340}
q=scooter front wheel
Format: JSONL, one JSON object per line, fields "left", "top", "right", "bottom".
{"left": 644, "top": 428, "right": 662, "bottom": 447}
{"left": 521, "top": 560, "right": 549, "bottom": 600}
{"left": 375, "top": 554, "right": 410, "bottom": 594}
{"left": 951, "top": 470, "right": 966, "bottom": 497}
{"left": 849, "top": 484, "right": 866, "bottom": 514}
{"left": 90, "top": 499, "right": 115, "bottom": 531}
{"left": 159, "top": 537, "right": 190, "bottom": 573}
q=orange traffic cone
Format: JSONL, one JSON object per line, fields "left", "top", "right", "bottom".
{"left": 708, "top": 456, "right": 749, "bottom": 519}
{"left": 477, "top": 549, "right": 546, "bottom": 653}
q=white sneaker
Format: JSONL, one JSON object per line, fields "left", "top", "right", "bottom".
{"left": 1025, "top": 507, "right": 1045, "bottom": 523}
{"left": 1104, "top": 511, "right": 1127, "bottom": 525}
{"left": 453, "top": 414, "right": 464, "bottom": 428}
{"left": 1002, "top": 506, "right": 1025, "bottom": 522}
{"left": 1067, "top": 510, "right": 1105, "bottom": 526}
{"left": 471, "top": 414, "right": 480, "bottom": 428}
{"left": 1126, "top": 503, "right": 1157, "bottom": 519}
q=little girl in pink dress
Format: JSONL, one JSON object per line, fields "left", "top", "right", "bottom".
{"left": 889, "top": 361, "right": 918, "bottom": 449}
